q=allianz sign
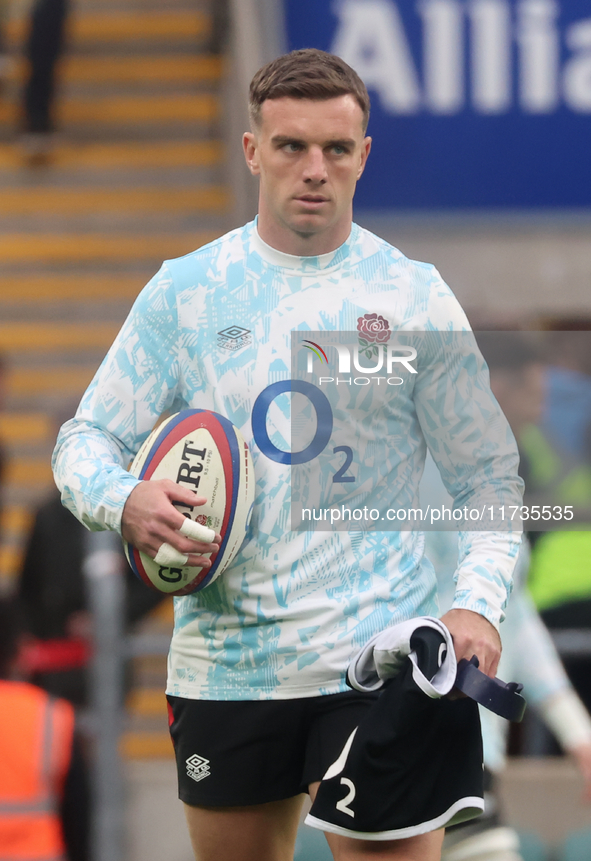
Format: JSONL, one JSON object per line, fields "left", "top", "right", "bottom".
{"left": 332, "top": 0, "right": 591, "bottom": 115}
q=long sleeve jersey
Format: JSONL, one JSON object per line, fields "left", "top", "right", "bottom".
{"left": 53, "top": 221, "right": 523, "bottom": 700}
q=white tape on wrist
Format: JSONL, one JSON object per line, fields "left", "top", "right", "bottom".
{"left": 154, "top": 543, "right": 189, "bottom": 567}
{"left": 178, "top": 518, "right": 216, "bottom": 544}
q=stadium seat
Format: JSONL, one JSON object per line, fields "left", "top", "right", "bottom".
{"left": 294, "top": 825, "right": 333, "bottom": 861}
{"left": 557, "top": 827, "right": 591, "bottom": 861}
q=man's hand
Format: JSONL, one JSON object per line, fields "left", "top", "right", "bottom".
{"left": 440, "top": 608, "right": 501, "bottom": 679}
{"left": 121, "top": 480, "right": 221, "bottom": 569}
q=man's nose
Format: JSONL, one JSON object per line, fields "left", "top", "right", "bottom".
{"left": 303, "top": 147, "right": 328, "bottom": 183}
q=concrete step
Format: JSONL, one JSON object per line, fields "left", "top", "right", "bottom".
{"left": 0, "top": 505, "right": 32, "bottom": 582}
{"left": 0, "top": 505, "right": 33, "bottom": 538}
{"left": 5, "top": 54, "right": 223, "bottom": 85}
{"left": 0, "top": 234, "right": 214, "bottom": 265}
{"left": 127, "top": 688, "right": 169, "bottom": 718}
{"left": 120, "top": 732, "right": 173, "bottom": 760}
{"left": 6, "top": 10, "right": 210, "bottom": 44}
{"left": 0, "top": 141, "right": 223, "bottom": 170}
{"left": 0, "top": 413, "right": 53, "bottom": 444}
{"left": 6, "top": 365, "right": 96, "bottom": 397}
{"left": 75, "top": 0, "right": 210, "bottom": 8}
{"left": 0, "top": 93, "right": 219, "bottom": 125}
{"left": 0, "top": 167, "right": 223, "bottom": 189}
{"left": 0, "top": 546, "right": 23, "bottom": 582}
{"left": 0, "top": 322, "right": 119, "bottom": 352}
{"left": 0, "top": 186, "right": 229, "bottom": 216}
{"left": 4, "top": 457, "right": 53, "bottom": 488}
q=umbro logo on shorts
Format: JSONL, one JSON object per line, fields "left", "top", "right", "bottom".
{"left": 186, "top": 753, "right": 211, "bottom": 783}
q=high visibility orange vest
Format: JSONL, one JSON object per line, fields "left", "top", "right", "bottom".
{"left": 0, "top": 681, "right": 75, "bottom": 861}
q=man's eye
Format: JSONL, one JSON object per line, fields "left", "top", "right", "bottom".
{"left": 331, "top": 145, "right": 348, "bottom": 155}
{"left": 284, "top": 143, "right": 302, "bottom": 153}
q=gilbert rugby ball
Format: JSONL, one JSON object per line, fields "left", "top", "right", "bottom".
{"left": 124, "top": 409, "right": 254, "bottom": 595}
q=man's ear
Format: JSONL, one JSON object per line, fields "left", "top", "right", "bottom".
{"left": 357, "top": 136, "right": 372, "bottom": 180}
{"left": 243, "top": 132, "right": 260, "bottom": 176}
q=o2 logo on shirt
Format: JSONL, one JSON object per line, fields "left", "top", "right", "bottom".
{"left": 251, "top": 381, "right": 354, "bottom": 483}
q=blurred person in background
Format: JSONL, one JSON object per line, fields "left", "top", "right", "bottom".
{"left": 0, "top": 0, "right": 10, "bottom": 93}
{"left": 422, "top": 331, "right": 591, "bottom": 861}
{"left": 0, "top": 355, "right": 7, "bottom": 554}
{"left": 16, "top": 480, "right": 165, "bottom": 706}
{"left": 0, "top": 595, "right": 89, "bottom": 861}
{"left": 14, "top": 469, "right": 165, "bottom": 860}
{"left": 524, "top": 324, "right": 591, "bottom": 716}
{"left": 208, "top": 0, "right": 229, "bottom": 54}
{"left": 20, "top": 0, "right": 70, "bottom": 159}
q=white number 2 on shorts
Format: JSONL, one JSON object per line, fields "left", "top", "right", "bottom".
{"left": 336, "top": 777, "right": 356, "bottom": 817}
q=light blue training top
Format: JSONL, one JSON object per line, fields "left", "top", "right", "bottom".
{"left": 53, "top": 221, "right": 522, "bottom": 700}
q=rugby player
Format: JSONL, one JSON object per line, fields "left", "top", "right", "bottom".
{"left": 53, "top": 49, "right": 523, "bottom": 861}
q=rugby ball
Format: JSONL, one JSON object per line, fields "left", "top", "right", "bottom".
{"left": 124, "top": 409, "right": 254, "bottom": 595}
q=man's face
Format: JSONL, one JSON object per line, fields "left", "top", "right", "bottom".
{"left": 243, "top": 95, "right": 371, "bottom": 253}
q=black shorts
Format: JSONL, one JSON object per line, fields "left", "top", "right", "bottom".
{"left": 307, "top": 660, "right": 484, "bottom": 840}
{"left": 167, "top": 690, "right": 378, "bottom": 807}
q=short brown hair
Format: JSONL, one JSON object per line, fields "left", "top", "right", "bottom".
{"left": 249, "top": 49, "right": 370, "bottom": 132}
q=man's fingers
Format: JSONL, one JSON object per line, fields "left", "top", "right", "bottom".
{"left": 179, "top": 518, "right": 216, "bottom": 544}
{"left": 152, "top": 543, "right": 219, "bottom": 570}
{"left": 154, "top": 543, "right": 189, "bottom": 567}
{"left": 484, "top": 653, "right": 500, "bottom": 679}
{"left": 148, "top": 529, "right": 219, "bottom": 558}
{"left": 122, "top": 480, "right": 223, "bottom": 569}
{"left": 168, "top": 518, "right": 220, "bottom": 556}
{"left": 160, "top": 484, "right": 222, "bottom": 544}
{"left": 153, "top": 543, "right": 215, "bottom": 570}
{"left": 152, "top": 520, "right": 220, "bottom": 567}
{"left": 460, "top": 648, "right": 498, "bottom": 679}
{"left": 153, "top": 514, "right": 221, "bottom": 567}
{"left": 161, "top": 478, "right": 206, "bottom": 510}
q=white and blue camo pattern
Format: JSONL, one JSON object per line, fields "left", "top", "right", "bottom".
{"left": 53, "top": 221, "right": 523, "bottom": 701}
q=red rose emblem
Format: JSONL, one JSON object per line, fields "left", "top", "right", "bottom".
{"left": 196, "top": 514, "right": 208, "bottom": 526}
{"left": 357, "top": 313, "right": 391, "bottom": 344}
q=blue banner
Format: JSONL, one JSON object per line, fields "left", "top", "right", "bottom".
{"left": 284, "top": 0, "right": 591, "bottom": 210}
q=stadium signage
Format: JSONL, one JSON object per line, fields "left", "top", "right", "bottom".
{"left": 284, "top": 0, "right": 591, "bottom": 208}
{"left": 331, "top": 0, "right": 591, "bottom": 117}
